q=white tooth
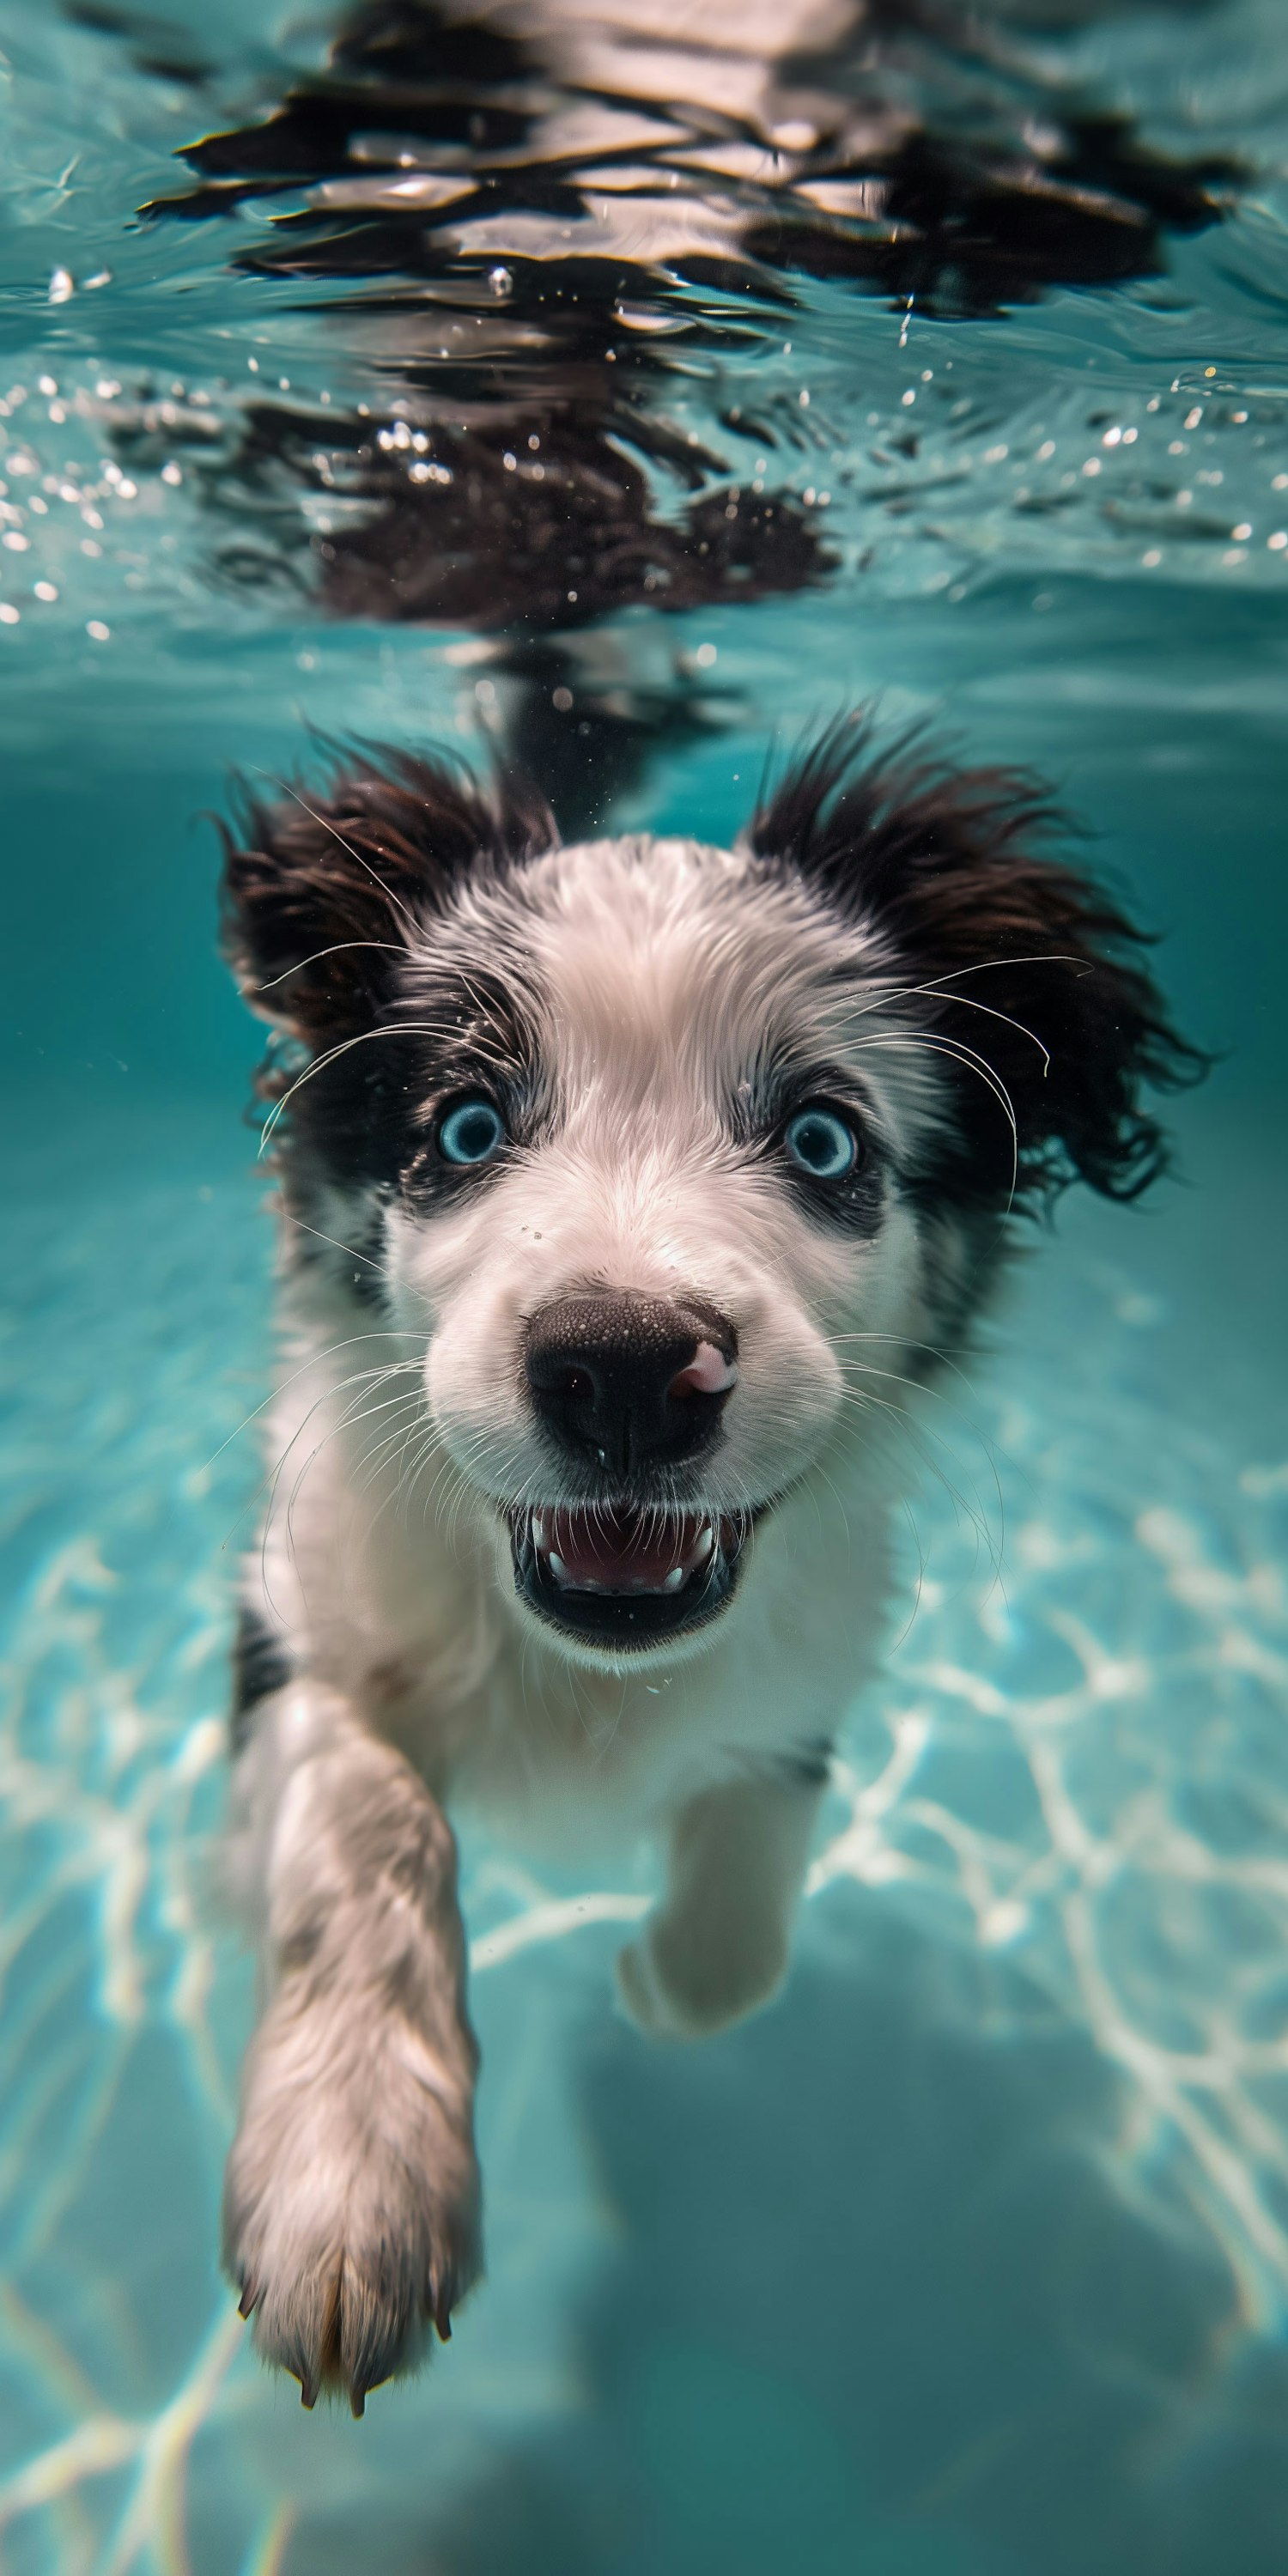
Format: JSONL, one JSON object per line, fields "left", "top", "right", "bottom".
{"left": 547, "top": 1551, "right": 570, "bottom": 1585}
{"left": 533, "top": 1513, "right": 548, "bottom": 1548}
{"left": 695, "top": 1525, "right": 714, "bottom": 1560}
{"left": 661, "top": 1566, "right": 685, "bottom": 1593}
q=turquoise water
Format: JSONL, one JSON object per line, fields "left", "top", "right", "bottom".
{"left": 3, "top": 2, "right": 1288, "bottom": 2568}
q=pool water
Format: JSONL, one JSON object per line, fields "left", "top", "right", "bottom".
{"left": 2, "top": 1, "right": 1287, "bottom": 2568}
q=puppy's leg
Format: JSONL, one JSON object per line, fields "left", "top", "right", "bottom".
{"left": 222, "top": 1682, "right": 481, "bottom": 2413}
{"left": 617, "top": 1763, "right": 827, "bottom": 2040}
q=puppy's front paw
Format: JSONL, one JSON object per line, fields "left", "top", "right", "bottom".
{"left": 224, "top": 2060, "right": 481, "bottom": 2415}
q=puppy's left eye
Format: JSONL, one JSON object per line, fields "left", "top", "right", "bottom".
{"left": 436, "top": 1096, "right": 507, "bottom": 1166}
{"left": 783, "top": 1105, "right": 860, "bottom": 1181}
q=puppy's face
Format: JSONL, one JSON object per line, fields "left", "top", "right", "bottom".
{"left": 380, "top": 836, "right": 937, "bottom": 1663}
{"left": 225, "top": 726, "right": 1193, "bottom": 1668}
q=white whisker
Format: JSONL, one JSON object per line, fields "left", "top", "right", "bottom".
{"left": 258, "top": 1020, "right": 453, "bottom": 1152}
{"left": 256, "top": 938, "right": 406, "bottom": 994}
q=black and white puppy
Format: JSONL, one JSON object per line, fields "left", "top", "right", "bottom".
{"left": 219, "top": 718, "right": 1197, "bottom": 2412}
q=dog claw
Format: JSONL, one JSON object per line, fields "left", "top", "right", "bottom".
{"left": 236, "top": 2279, "right": 259, "bottom": 2321}
{"left": 299, "top": 2375, "right": 318, "bottom": 2411}
{"left": 350, "top": 2387, "right": 366, "bottom": 2420}
{"left": 434, "top": 2282, "right": 453, "bottom": 2342}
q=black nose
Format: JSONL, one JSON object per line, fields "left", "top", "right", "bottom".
{"left": 525, "top": 1293, "right": 738, "bottom": 1481}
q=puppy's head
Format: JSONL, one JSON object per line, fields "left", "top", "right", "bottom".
{"left": 222, "top": 720, "right": 1201, "bottom": 1667}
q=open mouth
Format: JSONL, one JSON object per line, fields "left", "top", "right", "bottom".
{"left": 507, "top": 1503, "right": 749, "bottom": 1649}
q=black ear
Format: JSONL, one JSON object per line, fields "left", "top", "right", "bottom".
{"left": 747, "top": 716, "right": 1207, "bottom": 1212}
{"left": 219, "top": 744, "right": 555, "bottom": 1045}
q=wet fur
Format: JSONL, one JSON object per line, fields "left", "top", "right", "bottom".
{"left": 219, "top": 714, "right": 1200, "bottom": 2410}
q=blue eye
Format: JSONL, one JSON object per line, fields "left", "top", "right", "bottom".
{"left": 436, "top": 1097, "right": 507, "bottom": 1166}
{"left": 784, "top": 1105, "right": 860, "bottom": 1181}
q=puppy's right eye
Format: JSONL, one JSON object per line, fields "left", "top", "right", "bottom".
{"left": 783, "top": 1105, "right": 860, "bottom": 1181}
{"left": 436, "top": 1096, "right": 507, "bottom": 1166}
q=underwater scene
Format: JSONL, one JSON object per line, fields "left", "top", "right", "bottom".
{"left": 2, "top": 0, "right": 1288, "bottom": 2566}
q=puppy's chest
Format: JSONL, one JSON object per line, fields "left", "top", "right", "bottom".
{"left": 367, "top": 1558, "right": 872, "bottom": 1860}
{"left": 374, "top": 1625, "right": 758, "bottom": 1850}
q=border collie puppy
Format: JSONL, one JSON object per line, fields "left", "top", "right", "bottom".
{"left": 220, "top": 718, "right": 1198, "bottom": 2412}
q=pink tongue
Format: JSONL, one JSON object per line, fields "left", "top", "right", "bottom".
{"left": 547, "top": 1508, "right": 701, "bottom": 1589}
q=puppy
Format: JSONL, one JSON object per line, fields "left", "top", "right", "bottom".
{"left": 219, "top": 716, "right": 1198, "bottom": 2412}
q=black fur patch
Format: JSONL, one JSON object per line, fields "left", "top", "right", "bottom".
{"left": 740, "top": 1062, "right": 890, "bottom": 1241}
{"left": 222, "top": 745, "right": 554, "bottom": 1041}
{"left": 221, "top": 746, "right": 556, "bottom": 1198}
{"left": 230, "top": 1603, "right": 293, "bottom": 1753}
{"left": 747, "top": 715, "right": 1207, "bottom": 1215}
{"left": 398, "top": 963, "right": 549, "bottom": 1213}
